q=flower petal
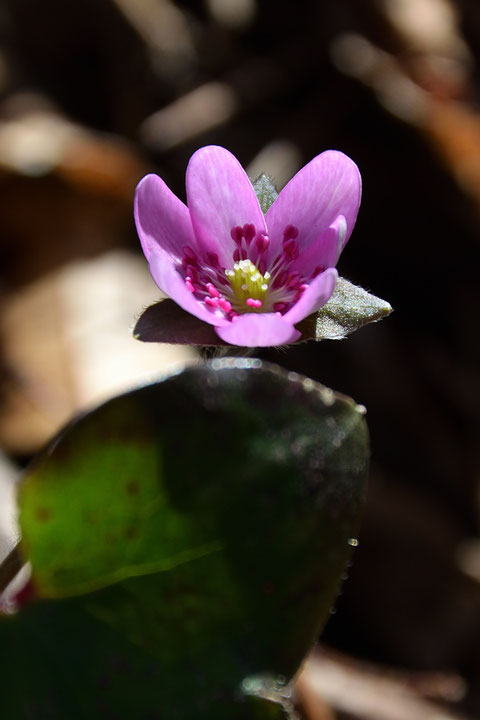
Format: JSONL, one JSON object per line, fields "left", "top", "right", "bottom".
{"left": 186, "top": 146, "right": 267, "bottom": 268}
{"left": 149, "top": 250, "right": 229, "bottom": 327}
{"left": 134, "top": 174, "right": 196, "bottom": 261}
{"left": 283, "top": 268, "right": 338, "bottom": 325}
{"left": 293, "top": 215, "right": 347, "bottom": 275}
{"left": 215, "top": 313, "right": 300, "bottom": 347}
{"left": 265, "top": 150, "right": 361, "bottom": 257}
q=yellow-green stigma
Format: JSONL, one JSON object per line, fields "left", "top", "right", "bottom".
{"left": 225, "top": 259, "right": 270, "bottom": 311}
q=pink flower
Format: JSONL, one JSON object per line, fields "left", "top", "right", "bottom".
{"left": 134, "top": 146, "right": 361, "bottom": 347}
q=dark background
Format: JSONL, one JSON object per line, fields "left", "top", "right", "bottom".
{"left": 0, "top": 1, "right": 479, "bottom": 718}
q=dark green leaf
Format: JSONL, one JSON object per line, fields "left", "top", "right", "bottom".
{"left": 11, "top": 359, "right": 368, "bottom": 718}
{"left": 133, "top": 298, "right": 223, "bottom": 345}
{"left": 1, "top": 598, "right": 294, "bottom": 718}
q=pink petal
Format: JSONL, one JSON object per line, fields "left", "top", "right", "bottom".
{"left": 283, "top": 268, "right": 338, "bottom": 325}
{"left": 265, "top": 150, "right": 361, "bottom": 258}
{"left": 215, "top": 312, "right": 301, "bottom": 347}
{"left": 186, "top": 146, "right": 267, "bottom": 268}
{"left": 149, "top": 250, "right": 229, "bottom": 327}
{"left": 134, "top": 174, "right": 196, "bottom": 261}
{"left": 293, "top": 215, "right": 347, "bottom": 276}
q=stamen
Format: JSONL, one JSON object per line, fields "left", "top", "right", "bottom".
{"left": 283, "top": 224, "right": 299, "bottom": 241}
{"left": 218, "top": 298, "right": 232, "bottom": 313}
{"left": 183, "top": 246, "right": 198, "bottom": 263}
{"left": 253, "top": 233, "right": 270, "bottom": 259}
{"left": 283, "top": 238, "right": 299, "bottom": 261}
{"left": 206, "top": 283, "right": 220, "bottom": 298}
{"left": 205, "top": 297, "right": 219, "bottom": 308}
{"left": 286, "top": 272, "right": 301, "bottom": 289}
{"left": 184, "top": 219, "right": 314, "bottom": 320}
{"left": 185, "top": 265, "right": 198, "bottom": 280}
{"left": 205, "top": 252, "right": 220, "bottom": 268}
{"left": 230, "top": 226, "right": 243, "bottom": 244}
{"left": 216, "top": 272, "right": 229, "bottom": 286}
{"left": 243, "top": 224, "right": 256, "bottom": 244}
{"left": 272, "top": 270, "right": 287, "bottom": 289}
{"left": 312, "top": 265, "right": 325, "bottom": 278}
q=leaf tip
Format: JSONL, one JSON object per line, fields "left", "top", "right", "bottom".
{"left": 252, "top": 173, "right": 279, "bottom": 214}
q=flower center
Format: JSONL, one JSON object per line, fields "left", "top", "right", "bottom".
{"left": 225, "top": 259, "right": 270, "bottom": 311}
{"left": 180, "top": 222, "right": 324, "bottom": 322}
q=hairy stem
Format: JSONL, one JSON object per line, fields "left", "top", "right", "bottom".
{"left": 200, "top": 346, "right": 254, "bottom": 360}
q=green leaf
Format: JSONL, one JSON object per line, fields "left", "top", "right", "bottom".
{"left": 297, "top": 276, "right": 392, "bottom": 341}
{"left": 253, "top": 174, "right": 278, "bottom": 213}
{"left": 1, "top": 599, "right": 291, "bottom": 718}
{"left": 134, "top": 298, "right": 224, "bottom": 344}
{"left": 10, "top": 359, "right": 368, "bottom": 718}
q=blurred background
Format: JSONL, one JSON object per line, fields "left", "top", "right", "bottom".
{"left": 0, "top": 1, "right": 479, "bottom": 718}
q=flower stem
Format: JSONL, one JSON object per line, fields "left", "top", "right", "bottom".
{"left": 0, "top": 544, "right": 23, "bottom": 595}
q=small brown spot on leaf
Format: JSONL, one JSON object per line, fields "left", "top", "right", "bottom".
{"left": 35, "top": 507, "right": 50, "bottom": 522}
{"left": 84, "top": 510, "right": 100, "bottom": 524}
{"left": 126, "top": 480, "right": 139, "bottom": 496}
{"left": 125, "top": 526, "right": 139, "bottom": 540}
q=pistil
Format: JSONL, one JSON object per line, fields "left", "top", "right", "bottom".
{"left": 225, "top": 259, "right": 270, "bottom": 312}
